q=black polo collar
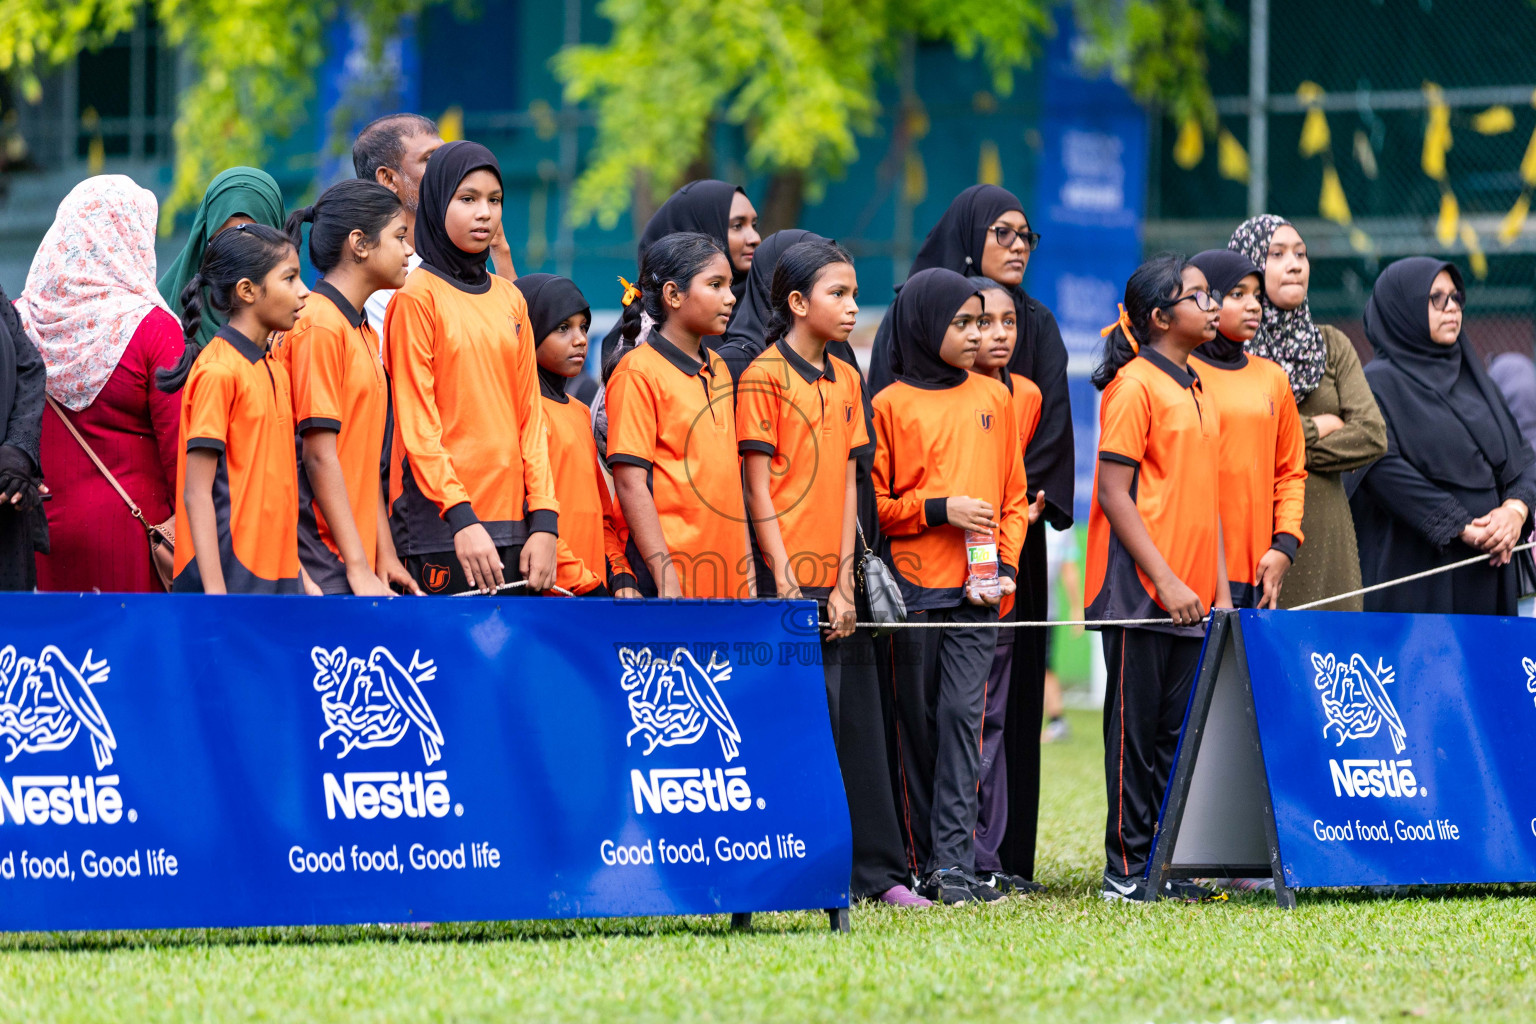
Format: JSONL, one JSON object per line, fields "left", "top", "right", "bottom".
{"left": 312, "top": 280, "right": 366, "bottom": 329}
{"left": 648, "top": 333, "right": 711, "bottom": 378}
{"left": 215, "top": 325, "right": 266, "bottom": 364}
{"left": 774, "top": 338, "right": 837, "bottom": 385}
{"left": 1140, "top": 345, "right": 1200, "bottom": 390}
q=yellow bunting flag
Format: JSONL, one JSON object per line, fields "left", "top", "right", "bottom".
{"left": 1472, "top": 106, "right": 1515, "bottom": 135}
{"left": 1422, "top": 83, "right": 1452, "bottom": 181}
{"left": 1297, "top": 82, "right": 1330, "bottom": 157}
{"left": 1500, "top": 192, "right": 1530, "bottom": 245}
{"left": 1217, "top": 128, "right": 1249, "bottom": 181}
{"left": 1460, "top": 222, "right": 1488, "bottom": 280}
{"left": 904, "top": 150, "right": 927, "bottom": 205}
{"left": 1349, "top": 228, "right": 1373, "bottom": 254}
{"left": 1319, "top": 164, "right": 1351, "bottom": 225}
{"left": 1353, "top": 129, "right": 1379, "bottom": 179}
{"left": 1521, "top": 122, "right": 1536, "bottom": 187}
{"left": 978, "top": 139, "right": 1002, "bottom": 186}
{"left": 439, "top": 106, "right": 464, "bottom": 143}
{"left": 1174, "top": 118, "right": 1204, "bottom": 169}
{"left": 1437, "top": 189, "right": 1460, "bottom": 246}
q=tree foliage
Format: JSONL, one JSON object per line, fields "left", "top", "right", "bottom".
{"left": 557, "top": 0, "right": 1225, "bottom": 227}
{"left": 0, "top": 0, "right": 1223, "bottom": 231}
{"left": 0, "top": 0, "right": 439, "bottom": 228}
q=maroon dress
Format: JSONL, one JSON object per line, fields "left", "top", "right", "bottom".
{"left": 36, "top": 307, "right": 184, "bottom": 592}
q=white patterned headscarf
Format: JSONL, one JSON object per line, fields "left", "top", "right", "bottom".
{"left": 1229, "top": 214, "right": 1327, "bottom": 401}
{"left": 15, "top": 175, "right": 175, "bottom": 411}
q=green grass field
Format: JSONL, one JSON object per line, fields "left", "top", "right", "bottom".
{"left": 3, "top": 709, "right": 1534, "bottom": 1024}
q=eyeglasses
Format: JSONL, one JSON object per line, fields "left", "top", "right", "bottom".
{"left": 1429, "top": 289, "right": 1465, "bottom": 312}
{"left": 1164, "top": 289, "right": 1219, "bottom": 312}
{"left": 990, "top": 225, "right": 1042, "bottom": 251}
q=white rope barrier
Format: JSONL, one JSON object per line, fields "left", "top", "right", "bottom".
{"left": 452, "top": 580, "right": 575, "bottom": 598}
{"left": 815, "top": 540, "right": 1536, "bottom": 630}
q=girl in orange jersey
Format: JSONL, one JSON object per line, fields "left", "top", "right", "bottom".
{"left": 1188, "top": 249, "right": 1306, "bottom": 609}
{"left": 383, "top": 141, "right": 558, "bottom": 597}
{"left": 1086, "top": 254, "right": 1232, "bottom": 903}
{"left": 606, "top": 232, "right": 750, "bottom": 598}
{"left": 159, "top": 224, "right": 309, "bottom": 594}
{"left": 280, "top": 179, "right": 421, "bottom": 596}
{"left": 515, "top": 273, "right": 638, "bottom": 598}
{"left": 873, "top": 267, "right": 1029, "bottom": 904}
{"left": 736, "top": 239, "right": 926, "bottom": 907}
{"left": 965, "top": 275, "right": 1046, "bottom": 894}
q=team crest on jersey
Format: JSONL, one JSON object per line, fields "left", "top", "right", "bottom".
{"left": 423, "top": 563, "right": 452, "bottom": 593}
{"left": 975, "top": 409, "right": 995, "bottom": 432}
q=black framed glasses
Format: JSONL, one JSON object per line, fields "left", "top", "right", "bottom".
{"left": 1429, "top": 289, "right": 1465, "bottom": 311}
{"left": 1164, "top": 289, "right": 1219, "bottom": 312}
{"left": 991, "top": 225, "right": 1042, "bottom": 251}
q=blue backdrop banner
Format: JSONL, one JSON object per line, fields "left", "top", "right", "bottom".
{"left": 1240, "top": 609, "right": 1536, "bottom": 887}
{"left": 0, "top": 594, "right": 851, "bottom": 931}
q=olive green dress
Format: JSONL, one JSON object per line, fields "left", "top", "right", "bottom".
{"left": 1278, "top": 325, "right": 1387, "bottom": 610}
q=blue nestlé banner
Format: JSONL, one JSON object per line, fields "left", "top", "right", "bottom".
{"left": 1240, "top": 609, "right": 1536, "bottom": 887}
{"left": 0, "top": 595, "right": 850, "bottom": 931}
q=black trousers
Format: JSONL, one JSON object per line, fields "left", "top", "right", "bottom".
{"left": 890, "top": 602, "right": 998, "bottom": 877}
{"left": 1000, "top": 525, "right": 1048, "bottom": 879}
{"left": 973, "top": 635, "right": 1013, "bottom": 873}
{"left": 0, "top": 505, "right": 36, "bottom": 592}
{"left": 1100, "top": 626, "right": 1203, "bottom": 877}
{"left": 823, "top": 627, "right": 910, "bottom": 899}
{"left": 407, "top": 544, "right": 525, "bottom": 596}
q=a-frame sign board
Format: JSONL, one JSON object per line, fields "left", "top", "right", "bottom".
{"left": 1150, "top": 608, "right": 1536, "bottom": 901}
{"left": 1146, "top": 611, "right": 1297, "bottom": 908}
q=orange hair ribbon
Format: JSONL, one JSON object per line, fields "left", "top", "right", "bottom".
{"left": 618, "top": 276, "right": 642, "bottom": 307}
{"left": 1099, "top": 302, "right": 1138, "bottom": 353}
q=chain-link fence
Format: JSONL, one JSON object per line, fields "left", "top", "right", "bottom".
{"left": 1147, "top": 0, "right": 1536, "bottom": 363}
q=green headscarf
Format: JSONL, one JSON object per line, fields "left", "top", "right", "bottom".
{"left": 157, "top": 167, "right": 285, "bottom": 348}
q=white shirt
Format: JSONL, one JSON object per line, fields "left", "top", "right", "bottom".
{"left": 364, "top": 250, "right": 423, "bottom": 342}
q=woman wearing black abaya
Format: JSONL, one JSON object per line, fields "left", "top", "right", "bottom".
{"left": 868, "top": 184, "right": 1073, "bottom": 887}
{"left": 1349, "top": 258, "right": 1536, "bottom": 614}
{"left": 0, "top": 284, "right": 47, "bottom": 590}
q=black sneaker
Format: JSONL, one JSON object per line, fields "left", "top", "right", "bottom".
{"left": 1100, "top": 869, "right": 1149, "bottom": 903}
{"left": 918, "top": 868, "right": 980, "bottom": 905}
{"left": 1163, "top": 878, "right": 1226, "bottom": 903}
{"left": 979, "top": 872, "right": 1046, "bottom": 896}
{"left": 964, "top": 872, "right": 1005, "bottom": 903}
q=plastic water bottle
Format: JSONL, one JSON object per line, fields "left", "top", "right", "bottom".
{"left": 965, "top": 529, "right": 1000, "bottom": 601}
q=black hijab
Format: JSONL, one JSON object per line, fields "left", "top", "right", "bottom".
{"left": 909, "top": 185, "right": 1026, "bottom": 276}
{"left": 1190, "top": 249, "right": 1262, "bottom": 369}
{"left": 1361, "top": 257, "right": 1534, "bottom": 492}
{"left": 889, "top": 268, "right": 981, "bottom": 390}
{"left": 600, "top": 179, "right": 745, "bottom": 365}
{"left": 640, "top": 179, "right": 743, "bottom": 282}
{"left": 514, "top": 273, "right": 590, "bottom": 402}
{"left": 871, "top": 186, "right": 1026, "bottom": 391}
{"left": 716, "top": 229, "right": 825, "bottom": 381}
{"left": 415, "top": 141, "right": 502, "bottom": 293}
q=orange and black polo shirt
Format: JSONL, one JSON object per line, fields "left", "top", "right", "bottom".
{"left": 542, "top": 386, "right": 635, "bottom": 595}
{"left": 1008, "top": 371, "right": 1043, "bottom": 449}
{"left": 171, "top": 325, "right": 301, "bottom": 594}
{"left": 606, "top": 335, "right": 751, "bottom": 599}
{"left": 1189, "top": 348, "right": 1306, "bottom": 602}
{"left": 276, "top": 281, "right": 389, "bottom": 589}
{"left": 998, "top": 370, "right": 1044, "bottom": 621}
{"left": 383, "top": 267, "right": 558, "bottom": 556}
{"left": 872, "top": 372, "right": 1030, "bottom": 612}
{"left": 1085, "top": 348, "right": 1221, "bottom": 635}
{"left": 735, "top": 340, "right": 871, "bottom": 597}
